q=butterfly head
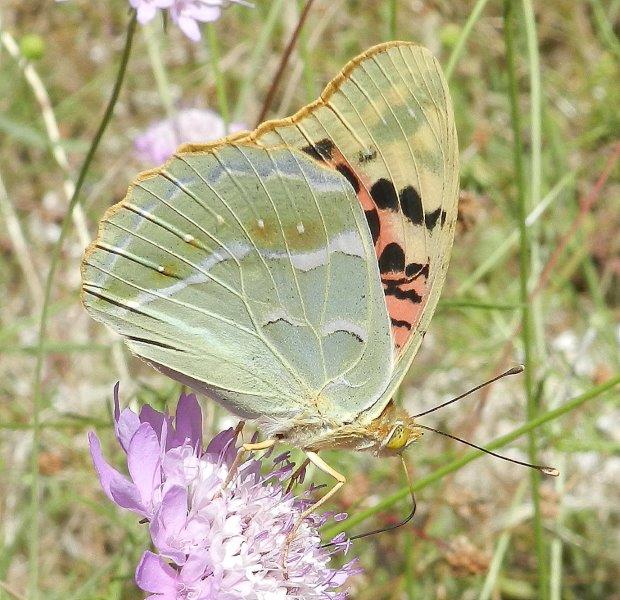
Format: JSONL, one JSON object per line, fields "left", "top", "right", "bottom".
{"left": 373, "top": 402, "right": 423, "bottom": 456}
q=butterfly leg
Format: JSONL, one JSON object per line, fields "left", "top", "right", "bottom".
{"left": 282, "top": 451, "right": 346, "bottom": 570}
{"left": 223, "top": 437, "right": 277, "bottom": 488}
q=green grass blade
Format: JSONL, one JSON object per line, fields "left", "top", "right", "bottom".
{"left": 143, "top": 20, "right": 176, "bottom": 119}
{"left": 28, "top": 14, "right": 137, "bottom": 598}
{"left": 388, "top": 0, "right": 398, "bottom": 39}
{"left": 456, "top": 173, "right": 574, "bottom": 296}
{"left": 207, "top": 23, "right": 229, "bottom": 126}
{"left": 505, "top": 1, "right": 548, "bottom": 596}
{"left": 445, "top": 0, "right": 490, "bottom": 81}
{"left": 479, "top": 482, "right": 528, "bottom": 600}
{"left": 233, "top": 0, "right": 287, "bottom": 122}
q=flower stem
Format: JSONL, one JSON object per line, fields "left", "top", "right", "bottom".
{"left": 323, "top": 374, "right": 620, "bottom": 539}
{"left": 445, "top": 0, "right": 490, "bottom": 81}
{"left": 207, "top": 23, "right": 230, "bottom": 128}
{"left": 388, "top": 0, "right": 397, "bottom": 38}
{"left": 255, "top": 0, "right": 316, "bottom": 126}
{"left": 144, "top": 20, "right": 176, "bottom": 121}
{"left": 504, "top": 1, "right": 549, "bottom": 597}
{"left": 234, "top": 0, "right": 286, "bottom": 122}
{"left": 28, "top": 13, "right": 137, "bottom": 598}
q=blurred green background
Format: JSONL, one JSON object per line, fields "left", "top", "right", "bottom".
{"left": 0, "top": 0, "right": 618, "bottom": 598}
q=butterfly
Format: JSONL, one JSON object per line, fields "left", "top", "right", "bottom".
{"left": 81, "top": 41, "right": 459, "bottom": 512}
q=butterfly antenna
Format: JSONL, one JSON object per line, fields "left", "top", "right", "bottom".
{"left": 416, "top": 424, "right": 559, "bottom": 476}
{"left": 322, "top": 457, "right": 417, "bottom": 548}
{"left": 412, "top": 365, "right": 524, "bottom": 419}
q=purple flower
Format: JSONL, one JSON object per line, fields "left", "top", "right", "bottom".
{"left": 130, "top": 0, "right": 175, "bottom": 25}
{"left": 57, "top": 0, "right": 251, "bottom": 42}
{"left": 89, "top": 385, "right": 360, "bottom": 599}
{"left": 134, "top": 108, "right": 247, "bottom": 165}
{"left": 168, "top": 0, "right": 236, "bottom": 42}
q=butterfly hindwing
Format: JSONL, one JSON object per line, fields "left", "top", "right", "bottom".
{"left": 82, "top": 144, "right": 393, "bottom": 427}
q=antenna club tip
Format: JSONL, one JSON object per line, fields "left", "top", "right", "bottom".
{"left": 507, "top": 365, "right": 525, "bottom": 375}
{"left": 541, "top": 466, "right": 560, "bottom": 477}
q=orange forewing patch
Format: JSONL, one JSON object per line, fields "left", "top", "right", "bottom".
{"left": 298, "top": 138, "right": 429, "bottom": 353}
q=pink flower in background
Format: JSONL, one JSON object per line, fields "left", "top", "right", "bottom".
{"left": 168, "top": 0, "right": 251, "bottom": 42}
{"left": 134, "top": 108, "right": 247, "bottom": 165}
{"left": 130, "top": 0, "right": 175, "bottom": 25}
{"left": 58, "top": 0, "right": 251, "bottom": 41}
{"left": 89, "top": 385, "right": 360, "bottom": 599}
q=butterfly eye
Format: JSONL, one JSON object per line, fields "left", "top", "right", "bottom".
{"left": 385, "top": 424, "right": 408, "bottom": 451}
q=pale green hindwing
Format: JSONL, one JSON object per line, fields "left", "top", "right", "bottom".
{"left": 82, "top": 145, "right": 393, "bottom": 429}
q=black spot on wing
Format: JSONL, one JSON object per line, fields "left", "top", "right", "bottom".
{"left": 370, "top": 178, "right": 399, "bottom": 211}
{"left": 364, "top": 209, "right": 380, "bottom": 245}
{"left": 358, "top": 148, "right": 377, "bottom": 163}
{"left": 390, "top": 317, "right": 413, "bottom": 330}
{"left": 383, "top": 262, "right": 429, "bottom": 284}
{"left": 347, "top": 331, "right": 364, "bottom": 344}
{"left": 378, "top": 242, "right": 405, "bottom": 273}
{"left": 383, "top": 280, "right": 423, "bottom": 303}
{"left": 399, "top": 186, "right": 423, "bottom": 225}
{"left": 425, "top": 207, "right": 447, "bottom": 230}
{"left": 405, "top": 262, "right": 424, "bottom": 278}
{"left": 336, "top": 164, "right": 360, "bottom": 193}
{"left": 301, "top": 138, "right": 335, "bottom": 162}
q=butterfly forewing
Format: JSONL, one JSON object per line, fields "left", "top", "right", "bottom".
{"left": 240, "top": 43, "right": 459, "bottom": 370}
{"left": 82, "top": 145, "right": 393, "bottom": 427}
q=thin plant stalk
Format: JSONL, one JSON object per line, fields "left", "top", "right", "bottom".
{"left": 523, "top": 0, "right": 547, "bottom": 362}
{"left": 0, "top": 172, "right": 43, "bottom": 306}
{"left": 0, "top": 25, "right": 90, "bottom": 248}
{"left": 143, "top": 20, "right": 176, "bottom": 120}
{"left": 549, "top": 455, "right": 567, "bottom": 600}
{"left": 478, "top": 481, "right": 528, "bottom": 600}
{"left": 28, "top": 13, "right": 137, "bottom": 598}
{"left": 523, "top": 0, "right": 542, "bottom": 224}
{"left": 445, "top": 0, "right": 490, "bottom": 81}
{"left": 207, "top": 23, "right": 230, "bottom": 127}
{"left": 298, "top": 0, "right": 315, "bottom": 103}
{"left": 504, "top": 3, "right": 549, "bottom": 595}
{"left": 233, "top": 0, "right": 287, "bottom": 121}
{"left": 388, "top": 0, "right": 398, "bottom": 39}
{"left": 255, "top": 0, "right": 316, "bottom": 126}
{"left": 323, "top": 373, "right": 620, "bottom": 539}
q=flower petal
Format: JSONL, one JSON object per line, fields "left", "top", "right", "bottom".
{"left": 175, "top": 15, "right": 202, "bottom": 42}
{"left": 205, "top": 427, "right": 237, "bottom": 465}
{"left": 136, "top": 3, "right": 158, "bottom": 24}
{"left": 88, "top": 432, "right": 134, "bottom": 503}
{"left": 109, "top": 475, "right": 148, "bottom": 516}
{"left": 128, "top": 422, "right": 162, "bottom": 507}
{"left": 139, "top": 404, "right": 171, "bottom": 443}
{"left": 151, "top": 485, "right": 189, "bottom": 564}
{"left": 174, "top": 393, "right": 202, "bottom": 449}
{"left": 135, "top": 551, "right": 178, "bottom": 596}
{"left": 180, "top": 552, "right": 210, "bottom": 584}
{"left": 113, "top": 384, "right": 141, "bottom": 453}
